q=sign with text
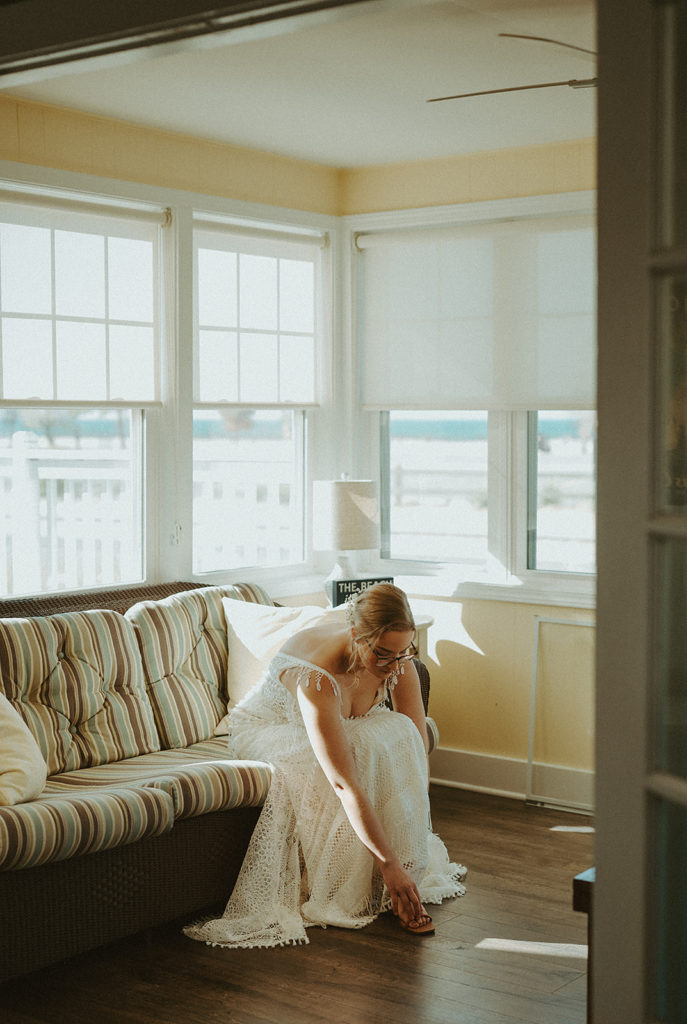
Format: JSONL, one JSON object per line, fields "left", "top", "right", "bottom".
{"left": 331, "top": 577, "right": 394, "bottom": 606}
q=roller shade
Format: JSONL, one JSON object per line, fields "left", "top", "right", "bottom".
{"left": 194, "top": 224, "right": 323, "bottom": 406}
{"left": 357, "top": 213, "right": 596, "bottom": 410}
{"left": 0, "top": 198, "right": 162, "bottom": 405}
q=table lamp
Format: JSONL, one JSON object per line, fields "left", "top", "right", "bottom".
{"left": 312, "top": 478, "right": 379, "bottom": 591}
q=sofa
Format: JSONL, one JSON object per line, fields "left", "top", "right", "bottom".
{"left": 0, "top": 581, "right": 435, "bottom": 982}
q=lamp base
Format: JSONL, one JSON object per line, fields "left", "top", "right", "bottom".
{"left": 322, "top": 553, "right": 357, "bottom": 601}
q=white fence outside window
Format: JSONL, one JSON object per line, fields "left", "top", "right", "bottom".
{"left": 0, "top": 429, "right": 303, "bottom": 595}
{"left": 192, "top": 456, "right": 301, "bottom": 573}
{"left": 0, "top": 432, "right": 139, "bottom": 595}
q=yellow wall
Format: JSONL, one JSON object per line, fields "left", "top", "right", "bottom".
{"left": 0, "top": 95, "right": 595, "bottom": 216}
{"left": 0, "top": 95, "right": 341, "bottom": 215}
{"left": 0, "top": 93, "right": 596, "bottom": 780}
{"left": 411, "top": 597, "right": 594, "bottom": 771}
{"left": 339, "top": 138, "right": 596, "bottom": 215}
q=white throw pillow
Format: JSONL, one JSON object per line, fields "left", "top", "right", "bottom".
{"left": 0, "top": 693, "right": 48, "bottom": 805}
{"left": 216, "top": 599, "right": 343, "bottom": 734}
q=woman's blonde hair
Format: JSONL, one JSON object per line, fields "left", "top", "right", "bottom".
{"left": 347, "top": 583, "right": 415, "bottom": 673}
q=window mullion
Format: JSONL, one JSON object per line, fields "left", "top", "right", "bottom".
{"left": 50, "top": 228, "right": 58, "bottom": 399}
{"left": 526, "top": 411, "right": 539, "bottom": 569}
{"left": 154, "top": 203, "right": 193, "bottom": 581}
{"left": 510, "top": 409, "right": 531, "bottom": 579}
{"left": 379, "top": 411, "right": 391, "bottom": 559}
{"left": 486, "top": 409, "right": 511, "bottom": 583}
{"left": 132, "top": 407, "right": 146, "bottom": 580}
{"left": 103, "top": 235, "right": 110, "bottom": 401}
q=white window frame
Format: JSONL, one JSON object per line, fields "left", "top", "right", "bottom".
{"left": 347, "top": 193, "right": 597, "bottom": 609}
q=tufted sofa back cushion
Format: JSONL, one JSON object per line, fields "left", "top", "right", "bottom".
{"left": 0, "top": 610, "right": 160, "bottom": 776}
{"left": 125, "top": 586, "right": 241, "bottom": 749}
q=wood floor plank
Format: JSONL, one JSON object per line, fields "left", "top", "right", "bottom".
{"left": 0, "top": 787, "right": 593, "bottom": 1024}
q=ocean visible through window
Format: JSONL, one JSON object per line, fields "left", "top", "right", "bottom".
{"left": 385, "top": 410, "right": 595, "bottom": 574}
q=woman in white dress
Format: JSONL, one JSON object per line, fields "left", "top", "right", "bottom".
{"left": 184, "top": 583, "right": 466, "bottom": 949}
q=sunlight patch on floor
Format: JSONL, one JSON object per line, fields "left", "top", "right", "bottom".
{"left": 475, "top": 938, "right": 588, "bottom": 959}
{"left": 550, "top": 825, "right": 595, "bottom": 833}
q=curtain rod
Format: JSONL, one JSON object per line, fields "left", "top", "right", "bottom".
{"left": 0, "top": 188, "right": 170, "bottom": 225}
{"left": 354, "top": 212, "right": 593, "bottom": 251}
{"left": 194, "top": 219, "right": 328, "bottom": 249}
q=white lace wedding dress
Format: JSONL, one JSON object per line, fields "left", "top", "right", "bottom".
{"left": 183, "top": 653, "right": 467, "bottom": 949}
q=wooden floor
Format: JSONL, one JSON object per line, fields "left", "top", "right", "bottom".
{"left": 1, "top": 787, "right": 594, "bottom": 1024}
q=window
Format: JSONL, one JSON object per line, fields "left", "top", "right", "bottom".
{"left": 192, "top": 409, "right": 305, "bottom": 572}
{"left": 359, "top": 207, "right": 596, "bottom": 586}
{"left": 0, "top": 196, "right": 162, "bottom": 596}
{"left": 0, "top": 408, "right": 142, "bottom": 594}
{"left": 382, "top": 411, "right": 488, "bottom": 564}
{"left": 380, "top": 408, "right": 596, "bottom": 580}
{"left": 192, "top": 224, "right": 322, "bottom": 572}
{"left": 527, "top": 410, "right": 597, "bottom": 574}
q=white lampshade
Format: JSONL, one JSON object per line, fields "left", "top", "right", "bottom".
{"left": 312, "top": 479, "right": 379, "bottom": 552}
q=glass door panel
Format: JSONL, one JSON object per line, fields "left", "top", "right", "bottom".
{"left": 656, "top": 2, "right": 687, "bottom": 248}
{"left": 656, "top": 272, "right": 687, "bottom": 512}
{"left": 648, "top": 795, "right": 687, "bottom": 1023}
{"left": 649, "top": 7, "right": 687, "bottom": 1020}
{"left": 652, "top": 538, "right": 687, "bottom": 778}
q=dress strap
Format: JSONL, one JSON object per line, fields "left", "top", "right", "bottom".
{"left": 271, "top": 651, "right": 342, "bottom": 701}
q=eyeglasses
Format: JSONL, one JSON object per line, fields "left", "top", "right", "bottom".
{"left": 363, "top": 639, "right": 418, "bottom": 668}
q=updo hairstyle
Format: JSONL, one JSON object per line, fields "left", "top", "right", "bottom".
{"left": 348, "top": 583, "right": 415, "bottom": 674}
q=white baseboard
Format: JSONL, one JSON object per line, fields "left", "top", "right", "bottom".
{"left": 429, "top": 746, "right": 594, "bottom": 814}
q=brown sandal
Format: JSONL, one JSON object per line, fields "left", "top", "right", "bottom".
{"left": 398, "top": 913, "right": 435, "bottom": 936}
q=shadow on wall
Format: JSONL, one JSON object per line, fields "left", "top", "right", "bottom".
{"left": 422, "top": 598, "right": 594, "bottom": 775}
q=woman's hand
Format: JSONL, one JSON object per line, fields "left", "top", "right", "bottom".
{"left": 381, "top": 858, "right": 425, "bottom": 926}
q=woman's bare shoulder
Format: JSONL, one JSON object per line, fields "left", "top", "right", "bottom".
{"left": 280, "top": 621, "right": 348, "bottom": 673}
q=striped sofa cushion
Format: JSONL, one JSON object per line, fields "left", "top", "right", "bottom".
{"left": 222, "top": 583, "right": 275, "bottom": 607}
{"left": 0, "top": 784, "right": 173, "bottom": 871}
{"left": 0, "top": 610, "right": 160, "bottom": 776}
{"left": 126, "top": 587, "right": 240, "bottom": 749}
{"left": 43, "top": 740, "right": 272, "bottom": 821}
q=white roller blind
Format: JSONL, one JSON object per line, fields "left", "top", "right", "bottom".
{"left": 358, "top": 214, "right": 596, "bottom": 410}
{"left": 0, "top": 199, "right": 162, "bottom": 405}
{"left": 194, "top": 225, "right": 322, "bottom": 406}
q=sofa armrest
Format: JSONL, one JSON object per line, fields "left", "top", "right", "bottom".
{"left": 413, "top": 657, "right": 430, "bottom": 715}
{"left": 425, "top": 716, "right": 439, "bottom": 755}
{"left": 384, "top": 656, "right": 438, "bottom": 752}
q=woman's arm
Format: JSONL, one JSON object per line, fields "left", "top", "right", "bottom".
{"left": 295, "top": 673, "right": 425, "bottom": 924}
{"left": 389, "top": 660, "right": 429, "bottom": 754}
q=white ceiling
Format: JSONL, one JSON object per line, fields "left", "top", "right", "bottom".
{"left": 2, "top": 0, "right": 596, "bottom": 169}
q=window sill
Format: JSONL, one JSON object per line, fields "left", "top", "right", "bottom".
{"left": 195, "top": 563, "right": 595, "bottom": 611}
{"left": 391, "top": 569, "right": 596, "bottom": 610}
